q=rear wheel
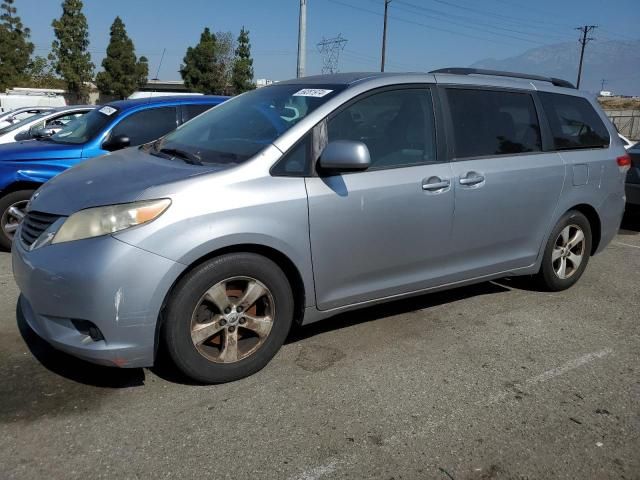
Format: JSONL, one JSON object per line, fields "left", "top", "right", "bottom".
{"left": 0, "top": 190, "right": 34, "bottom": 250}
{"left": 535, "top": 210, "right": 592, "bottom": 291}
{"left": 163, "top": 253, "right": 294, "bottom": 383}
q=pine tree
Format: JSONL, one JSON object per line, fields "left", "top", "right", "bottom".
{"left": 180, "top": 27, "right": 224, "bottom": 94}
{"left": 96, "top": 17, "right": 148, "bottom": 99}
{"left": 0, "top": 0, "right": 34, "bottom": 91}
{"left": 51, "top": 0, "right": 94, "bottom": 102}
{"left": 231, "top": 27, "right": 255, "bottom": 94}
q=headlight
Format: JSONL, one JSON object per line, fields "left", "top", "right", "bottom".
{"left": 51, "top": 199, "right": 171, "bottom": 245}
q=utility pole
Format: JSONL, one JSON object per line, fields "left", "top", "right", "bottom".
{"left": 380, "top": 0, "right": 391, "bottom": 72}
{"left": 297, "top": 0, "right": 307, "bottom": 78}
{"left": 575, "top": 25, "right": 597, "bottom": 89}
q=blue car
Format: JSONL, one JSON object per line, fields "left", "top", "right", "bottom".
{"left": 0, "top": 95, "right": 227, "bottom": 248}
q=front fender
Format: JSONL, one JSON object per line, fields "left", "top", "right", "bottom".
{"left": 0, "top": 160, "right": 76, "bottom": 191}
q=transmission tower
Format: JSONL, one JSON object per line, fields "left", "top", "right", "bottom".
{"left": 317, "top": 34, "right": 348, "bottom": 74}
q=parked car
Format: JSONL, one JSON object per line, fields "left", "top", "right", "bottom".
{"left": 0, "top": 89, "right": 66, "bottom": 113}
{"left": 0, "top": 95, "right": 227, "bottom": 248}
{"left": 12, "top": 69, "right": 628, "bottom": 383}
{"left": 0, "top": 105, "right": 94, "bottom": 144}
{"left": 625, "top": 142, "right": 640, "bottom": 206}
{"left": 0, "top": 107, "right": 55, "bottom": 130}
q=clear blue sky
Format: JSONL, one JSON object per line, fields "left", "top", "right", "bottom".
{"left": 16, "top": 0, "right": 640, "bottom": 81}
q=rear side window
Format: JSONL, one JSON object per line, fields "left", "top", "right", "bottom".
{"left": 538, "top": 92, "right": 609, "bottom": 150}
{"left": 111, "top": 106, "right": 177, "bottom": 145}
{"left": 183, "top": 103, "right": 215, "bottom": 122}
{"left": 446, "top": 88, "right": 542, "bottom": 158}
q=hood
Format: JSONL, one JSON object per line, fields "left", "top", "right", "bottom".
{"left": 29, "top": 146, "right": 225, "bottom": 215}
{"left": 0, "top": 139, "right": 84, "bottom": 161}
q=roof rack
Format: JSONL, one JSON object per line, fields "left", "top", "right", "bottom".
{"left": 429, "top": 67, "right": 576, "bottom": 89}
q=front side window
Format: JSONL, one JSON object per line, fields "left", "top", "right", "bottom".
{"left": 155, "top": 84, "right": 345, "bottom": 166}
{"left": 447, "top": 88, "right": 542, "bottom": 158}
{"left": 327, "top": 88, "right": 437, "bottom": 170}
{"left": 46, "top": 111, "right": 87, "bottom": 128}
{"left": 538, "top": 92, "right": 609, "bottom": 150}
{"left": 51, "top": 106, "right": 121, "bottom": 144}
{"left": 111, "top": 106, "right": 178, "bottom": 146}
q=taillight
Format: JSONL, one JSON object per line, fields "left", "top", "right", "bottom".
{"left": 617, "top": 154, "right": 632, "bottom": 168}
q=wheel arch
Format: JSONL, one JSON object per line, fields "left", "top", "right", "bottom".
{"left": 154, "top": 243, "right": 307, "bottom": 359}
{"left": 569, "top": 203, "right": 601, "bottom": 255}
{"left": 0, "top": 181, "right": 41, "bottom": 196}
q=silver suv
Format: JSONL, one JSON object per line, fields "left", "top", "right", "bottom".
{"left": 12, "top": 69, "right": 629, "bottom": 383}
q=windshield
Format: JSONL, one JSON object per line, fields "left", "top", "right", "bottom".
{"left": 50, "top": 105, "right": 119, "bottom": 144}
{"left": 0, "top": 112, "right": 48, "bottom": 135}
{"left": 153, "top": 84, "right": 345, "bottom": 165}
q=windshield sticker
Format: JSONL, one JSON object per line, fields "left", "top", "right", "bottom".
{"left": 292, "top": 88, "right": 333, "bottom": 98}
{"left": 98, "top": 106, "right": 117, "bottom": 116}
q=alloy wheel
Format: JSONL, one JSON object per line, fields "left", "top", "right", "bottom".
{"left": 552, "top": 224, "right": 586, "bottom": 280}
{"left": 1, "top": 199, "right": 28, "bottom": 242}
{"left": 190, "top": 276, "right": 275, "bottom": 363}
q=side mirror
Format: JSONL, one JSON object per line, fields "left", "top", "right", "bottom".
{"left": 103, "top": 134, "right": 131, "bottom": 152}
{"left": 31, "top": 127, "right": 56, "bottom": 139}
{"left": 317, "top": 140, "right": 371, "bottom": 173}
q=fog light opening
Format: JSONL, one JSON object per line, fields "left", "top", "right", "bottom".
{"left": 71, "top": 319, "right": 105, "bottom": 341}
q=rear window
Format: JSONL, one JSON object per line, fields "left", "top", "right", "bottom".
{"left": 446, "top": 88, "right": 542, "bottom": 158}
{"left": 539, "top": 92, "right": 609, "bottom": 150}
{"left": 183, "top": 103, "right": 215, "bottom": 122}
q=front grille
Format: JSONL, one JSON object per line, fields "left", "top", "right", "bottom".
{"left": 20, "top": 211, "right": 61, "bottom": 247}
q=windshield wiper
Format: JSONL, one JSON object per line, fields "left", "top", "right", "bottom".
{"left": 155, "top": 147, "right": 203, "bottom": 165}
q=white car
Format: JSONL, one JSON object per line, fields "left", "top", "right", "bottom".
{"left": 0, "top": 106, "right": 94, "bottom": 144}
{"left": 0, "top": 107, "right": 55, "bottom": 130}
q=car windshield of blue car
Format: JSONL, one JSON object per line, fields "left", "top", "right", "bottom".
{"left": 152, "top": 84, "right": 345, "bottom": 165}
{"left": 0, "top": 112, "right": 48, "bottom": 136}
{"left": 50, "top": 106, "right": 119, "bottom": 144}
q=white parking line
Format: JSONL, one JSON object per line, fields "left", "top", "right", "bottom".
{"left": 288, "top": 349, "right": 613, "bottom": 479}
{"left": 289, "top": 460, "right": 339, "bottom": 480}
{"left": 613, "top": 241, "right": 640, "bottom": 249}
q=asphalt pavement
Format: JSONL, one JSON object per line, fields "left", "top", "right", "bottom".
{"left": 1, "top": 213, "right": 639, "bottom": 480}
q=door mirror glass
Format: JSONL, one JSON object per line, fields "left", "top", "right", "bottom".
{"left": 32, "top": 127, "right": 56, "bottom": 138}
{"left": 318, "top": 140, "right": 371, "bottom": 173}
{"left": 103, "top": 134, "right": 131, "bottom": 151}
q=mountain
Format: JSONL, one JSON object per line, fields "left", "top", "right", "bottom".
{"left": 471, "top": 40, "right": 640, "bottom": 96}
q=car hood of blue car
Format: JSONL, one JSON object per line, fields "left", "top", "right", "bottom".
{"left": 29, "top": 146, "right": 226, "bottom": 216}
{"left": 0, "top": 139, "right": 84, "bottom": 161}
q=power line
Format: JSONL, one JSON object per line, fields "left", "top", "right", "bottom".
{"left": 575, "top": 25, "right": 597, "bottom": 89}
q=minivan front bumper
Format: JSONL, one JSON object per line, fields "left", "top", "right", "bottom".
{"left": 12, "top": 233, "right": 184, "bottom": 368}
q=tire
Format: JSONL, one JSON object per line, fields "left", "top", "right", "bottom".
{"left": 0, "top": 190, "right": 34, "bottom": 251}
{"left": 163, "top": 253, "right": 294, "bottom": 383}
{"left": 535, "top": 210, "right": 592, "bottom": 291}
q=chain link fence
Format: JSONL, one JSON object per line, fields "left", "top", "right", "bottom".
{"left": 605, "top": 110, "right": 640, "bottom": 141}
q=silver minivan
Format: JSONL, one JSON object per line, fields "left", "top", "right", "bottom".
{"left": 12, "top": 69, "right": 630, "bottom": 383}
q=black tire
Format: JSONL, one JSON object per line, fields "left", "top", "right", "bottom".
{"left": 0, "top": 190, "right": 34, "bottom": 251}
{"left": 535, "top": 210, "right": 592, "bottom": 291}
{"left": 163, "top": 253, "right": 294, "bottom": 383}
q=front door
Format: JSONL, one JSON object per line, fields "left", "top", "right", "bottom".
{"left": 306, "top": 87, "right": 455, "bottom": 310}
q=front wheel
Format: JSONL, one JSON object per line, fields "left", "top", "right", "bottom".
{"left": 0, "top": 190, "right": 34, "bottom": 250}
{"left": 163, "top": 253, "right": 294, "bottom": 383}
{"left": 535, "top": 210, "right": 592, "bottom": 291}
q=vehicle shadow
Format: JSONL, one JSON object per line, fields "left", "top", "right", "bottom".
{"left": 286, "top": 281, "right": 511, "bottom": 344}
{"left": 619, "top": 207, "right": 640, "bottom": 234}
{"left": 16, "top": 304, "right": 146, "bottom": 388}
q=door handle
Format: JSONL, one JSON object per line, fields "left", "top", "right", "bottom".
{"left": 459, "top": 172, "right": 485, "bottom": 186}
{"left": 422, "top": 177, "right": 450, "bottom": 191}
